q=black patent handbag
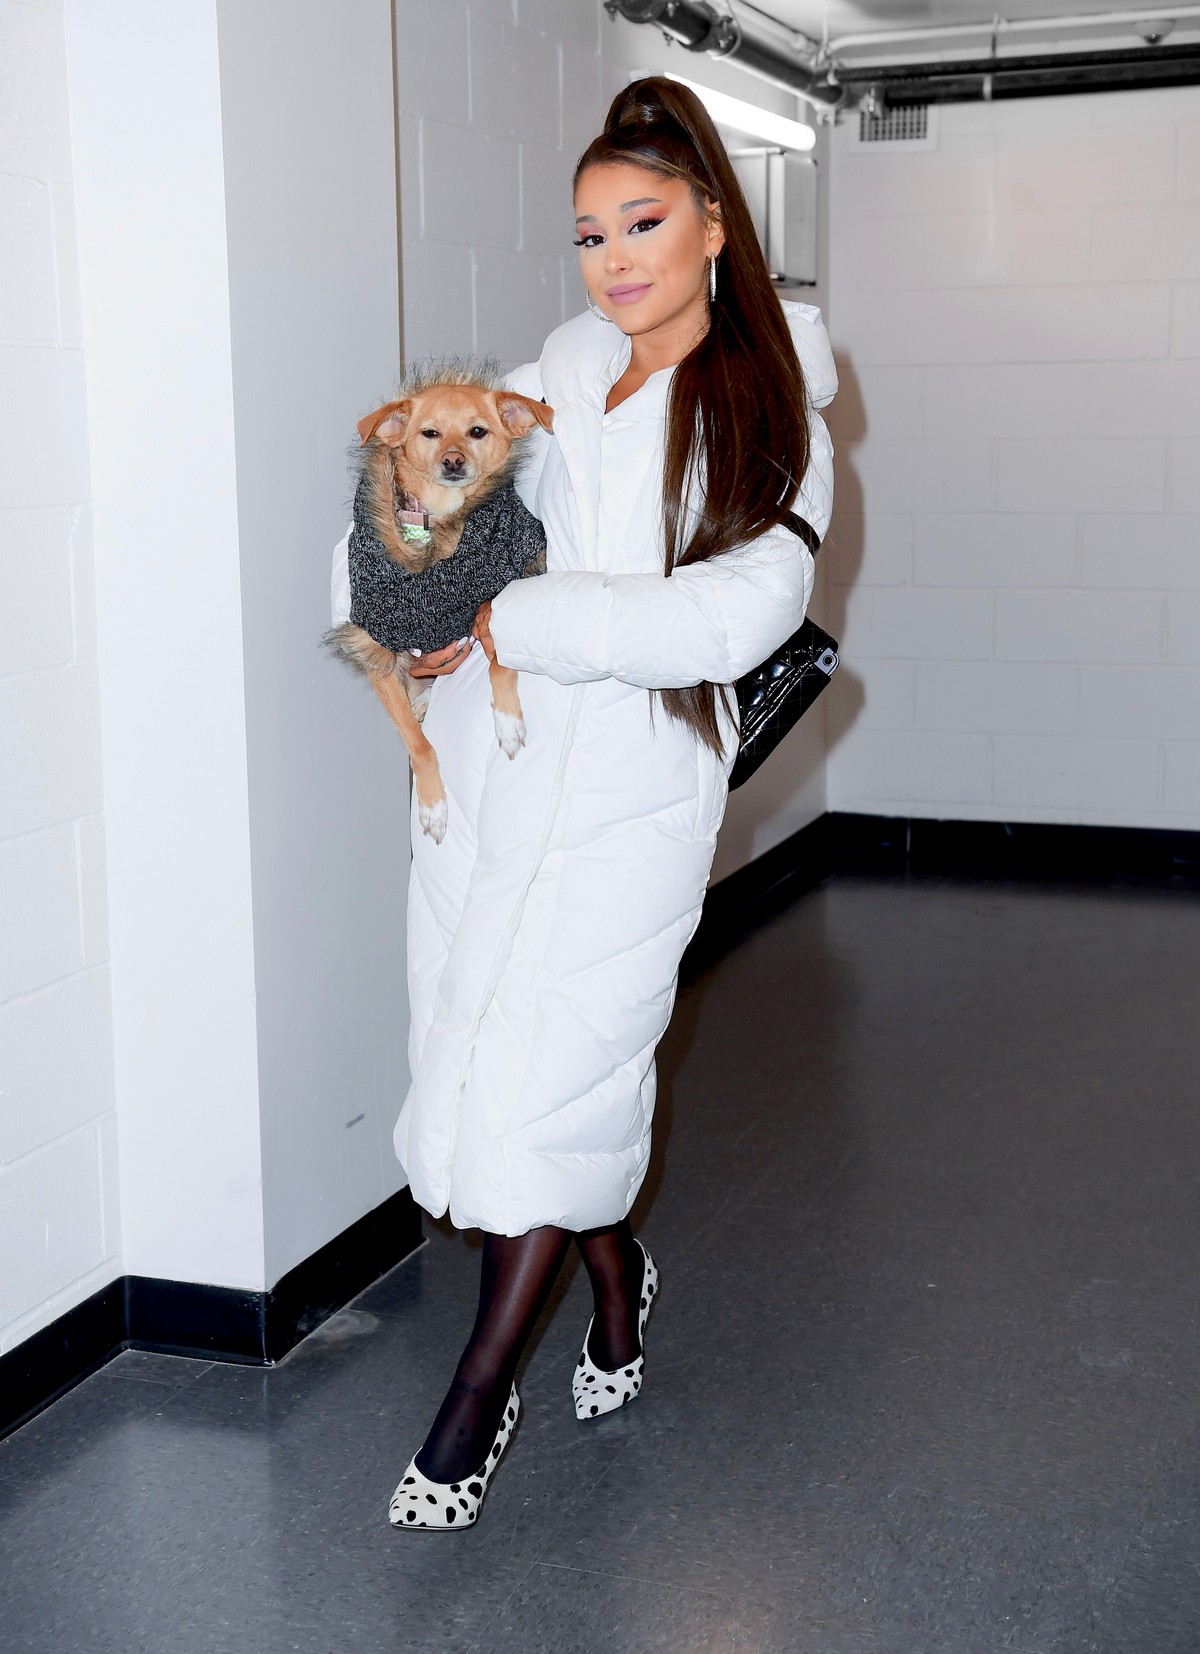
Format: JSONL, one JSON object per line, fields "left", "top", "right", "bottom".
{"left": 727, "top": 512, "right": 839, "bottom": 791}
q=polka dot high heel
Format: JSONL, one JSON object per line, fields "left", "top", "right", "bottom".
{"left": 572, "top": 1239, "right": 659, "bottom": 1420}
{"left": 387, "top": 1383, "right": 520, "bottom": 1530}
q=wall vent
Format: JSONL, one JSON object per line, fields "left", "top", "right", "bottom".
{"left": 850, "top": 102, "right": 938, "bottom": 150}
{"left": 860, "top": 103, "right": 927, "bottom": 143}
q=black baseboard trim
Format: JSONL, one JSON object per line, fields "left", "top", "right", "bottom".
{"left": 824, "top": 812, "right": 1200, "bottom": 883}
{"left": 0, "top": 1279, "right": 127, "bottom": 1448}
{"left": 685, "top": 810, "right": 1200, "bottom": 976}
{"left": 1, "top": 1186, "right": 423, "bottom": 1444}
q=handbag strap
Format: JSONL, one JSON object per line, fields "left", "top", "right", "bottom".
{"left": 782, "top": 510, "right": 822, "bottom": 558}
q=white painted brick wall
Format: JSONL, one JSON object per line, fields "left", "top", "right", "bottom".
{"left": 830, "top": 728, "right": 991, "bottom": 809}
{"left": 1169, "top": 592, "right": 1200, "bottom": 664}
{"left": 398, "top": 0, "right": 603, "bottom": 370}
{"left": 850, "top": 439, "right": 994, "bottom": 513}
{"left": 829, "top": 657, "right": 916, "bottom": 736}
{"left": 1172, "top": 283, "right": 1200, "bottom": 355}
{"left": 0, "top": 1126, "right": 106, "bottom": 1333}
{"left": 0, "top": 0, "right": 119, "bottom": 1358}
{"left": 916, "top": 661, "right": 1079, "bottom": 737}
{"left": 1165, "top": 742, "right": 1200, "bottom": 813}
{"left": 829, "top": 514, "right": 912, "bottom": 588}
{"left": 913, "top": 513, "right": 1076, "bottom": 589}
{"left": 991, "top": 735, "right": 1160, "bottom": 813}
{"left": 994, "top": 590, "right": 1164, "bottom": 665}
{"left": 0, "top": 968, "right": 115, "bottom": 1164}
{"left": 1170, "top": 439, "right": 1200, "bottom": 512}
{"left": 0, "top": 509, "right": 74, "bottom": 671}
{"left": 841, "top": 586, "right": 994, "bottom": 661}
{"left": 0, "top": 825, "right": 80, "bottom": 1002}
{"left": 827, "top": 86, "right": 1200, "bottom": 829}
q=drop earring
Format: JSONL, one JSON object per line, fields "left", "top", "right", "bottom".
{"left": 587, "top": 292, "right": 614, "bottom": 324}
{"left": 708, "top": 253, "right": 718, "bottom": 302}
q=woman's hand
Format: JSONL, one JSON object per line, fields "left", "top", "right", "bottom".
{"left": 472, "top": 600, "right": 497, "bottom": 665}
{"left": 404, "top": 602, "right": 496, "bottom": 677}
{"left": 406, "top": 634, "right": 474, "bottom": 678}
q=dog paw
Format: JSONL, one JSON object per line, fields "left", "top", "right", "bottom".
{"left": 418, "top": 796, "right": 448, "bottom": 844}
{"left": 493, "top": 709, "right": 526, "bottom": 760}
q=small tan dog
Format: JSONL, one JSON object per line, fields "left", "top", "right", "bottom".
{"left": 327, "top": 370, "right": 553, "bottom": 843}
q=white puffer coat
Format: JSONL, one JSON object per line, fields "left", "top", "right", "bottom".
{"left": 331, "top": 302, "right": 837, "bottom": 1235}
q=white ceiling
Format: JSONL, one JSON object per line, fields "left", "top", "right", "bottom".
{"left": 746, "top": 0, "right": 1200, "bottom": 51}
{"left": 763, "top": 0, "right": 1192, "bottom": 27}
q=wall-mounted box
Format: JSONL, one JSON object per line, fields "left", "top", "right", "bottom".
{"left": 728, "top": 146, "right": 818, "bottom": 286}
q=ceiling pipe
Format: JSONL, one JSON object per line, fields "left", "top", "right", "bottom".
{"left": 603, "top": 0, "right": 1200, "bottom": 113}
{"left": 603, "top": 0, "right": 845, "bottom": 108}
{"left": 841, "top": 39, "right": 1200, "bottom": 105}
{"left": 727, "top": 0, "right": 815, "bottom": 54}
{"left": 828, "top": 5, "right": 1200, "bottom": 58}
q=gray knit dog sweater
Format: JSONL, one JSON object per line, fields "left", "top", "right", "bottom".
{"left": 347, "top": 465, "right": 546, "bottom": 655}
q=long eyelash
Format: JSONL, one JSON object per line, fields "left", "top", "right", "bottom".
{"left": 573, "top": 216, "right": 663, "bottom": 248}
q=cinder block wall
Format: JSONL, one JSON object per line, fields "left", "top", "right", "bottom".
{"left": 396, "top": 0, "right": 604, "bottom": 369}
{"left": 825, "top": 86, "right": 1200, "bottom": 829}
{"left": 0, "top": 0, "right": 120, "bottom": 1356}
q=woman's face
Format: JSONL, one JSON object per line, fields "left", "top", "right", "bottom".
{"left": 573, "top": 161, "right": 724, "bottom": 342}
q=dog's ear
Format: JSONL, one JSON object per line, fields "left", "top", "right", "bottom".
{"left": 493, "top": 392, "right": 555, "bottom": 438}
{"left": 357, "top": 399, "right": 412, "bottom": 445}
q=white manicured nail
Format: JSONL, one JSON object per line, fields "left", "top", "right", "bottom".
{"left": 410, "top": 647, "right": 422, "bottom": 656}
{"left": 458, "top": 636, "right": 470, "bottom": 647}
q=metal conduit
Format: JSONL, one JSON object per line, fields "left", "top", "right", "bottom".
{"left": 605, "top": 0, "right": 1200, "bottom": 110}
{"left": 603, "top": 0, "right": 845, "bottom": 106}
{"left": 837, "top": 39, "right": 1200, "bottom": 106}
{"left": 827, "top": 5, "right": 1200, "bottom": 57}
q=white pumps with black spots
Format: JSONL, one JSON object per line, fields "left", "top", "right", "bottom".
{"left": 388, "top": 1383, "right": 520, "bottom": 1530}
{"left": 572, "top": 1239, "right": 659, "bottom": 1420}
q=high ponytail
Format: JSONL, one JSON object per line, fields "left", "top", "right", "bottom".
{"left": 574, "top": 77, "right": 812, "bottom": 757}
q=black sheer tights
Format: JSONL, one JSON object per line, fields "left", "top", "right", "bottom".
{"left": 575, "top": 1217, "right": 644, "bottom": 1372}
{"left": 413, "top": 1219, "right": 644, "bottom": 1485}
{"left": 414, "top": 1227, "right": 570, "bottom": 1484}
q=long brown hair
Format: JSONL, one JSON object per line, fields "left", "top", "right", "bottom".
{"left": 574, "top": 77, "right": 812, "bottom": 756}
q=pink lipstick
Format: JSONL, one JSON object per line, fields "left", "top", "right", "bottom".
{"left": 606, "top": 283, "right": 652, "bottom": 306}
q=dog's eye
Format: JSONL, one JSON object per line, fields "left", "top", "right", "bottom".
{"left": 468, "top": 426, "right": 488, "bottom": 440}
{"left": 420, "top": 428, "right": 439, "bottom": 440}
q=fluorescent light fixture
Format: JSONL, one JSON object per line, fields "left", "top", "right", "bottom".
{"left": 664, "top": 73, "right": 816, "bottom": 152}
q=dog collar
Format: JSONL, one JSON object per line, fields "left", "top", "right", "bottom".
{"left": 396, "top": 487, "right": 445, "bottom": 547}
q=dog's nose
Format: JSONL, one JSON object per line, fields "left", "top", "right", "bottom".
{"left": 441, "top": 451, "right": 467, "bottom": 476}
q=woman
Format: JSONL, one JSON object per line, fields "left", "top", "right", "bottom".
{"left": 330, "top": 77, "right": 837, "bottom": 1529}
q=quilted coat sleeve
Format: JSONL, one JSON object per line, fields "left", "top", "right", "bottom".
{"left": 488, "top": 515, "right": 818, "bottom": 690}
{"left": 490, "top": 407, "right": 835, "bottom": 691}
{"left": 489, "top": 302, "right": 836, "bottom": 690}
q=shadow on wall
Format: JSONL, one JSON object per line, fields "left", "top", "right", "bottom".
{"left": 821, "top": 348, "right": 866, "bottom": 760}
{"left": 713, "top": 691, "right": 828, "bottom": 874}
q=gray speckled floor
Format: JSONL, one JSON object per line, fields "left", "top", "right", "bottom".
{"left": 2, "top": 875, "right": 1198, "bottom": 1654}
